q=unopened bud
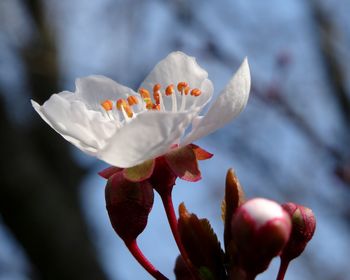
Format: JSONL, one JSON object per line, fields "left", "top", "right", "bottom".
{"left": 281, "top": 202, "right": 316, "bottom": 261}
{"left": 231, "top": 198, "right": 291, "bottom": 276}
{"left": 105, "top": 172, "right": 154, "bottom": 243}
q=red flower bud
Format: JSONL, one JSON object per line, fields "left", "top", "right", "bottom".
{"left": 231, "top": 198, "right": 291, "bottom": 277}
{"left": 105, "top": 171, "right": 154, "bottom": 243}
{"left": 281, "top": 202, "right": 316, "bottom": 261}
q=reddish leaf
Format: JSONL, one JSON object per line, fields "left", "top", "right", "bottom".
{"left": 165, "top": 146, "right": 201, "bottom": 182}
{"left": 178, "top": 203, "right": 226, "bottom": 279}
{"left": 174, "top": 256, "right": 193, "bottom": 280}
{"left": 189, "top": 144, "right": 213, "bottom": 161}
{"left": 123, "top": 159, "right": 155, "bottom": 182}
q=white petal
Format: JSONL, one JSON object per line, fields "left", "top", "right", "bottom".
{"left": 140, "top": 51, "right": 209, "bottom": 90}
{"left": 190, "top": 78, "right": 213, "bottom": 111}
{"left": 98, "top": 110, "right": 197, "bottom": 168}
{"left": 182, "top": 58, "right": 251, "bottom": 145}
{"left": 139, "top": 52, "right": 213, "bottom": 112}
{"left": 75, "top": 75, "right": 137, "bottom": 110}
{"left": 31, "top": 92, "right": 116, "bottom": 155}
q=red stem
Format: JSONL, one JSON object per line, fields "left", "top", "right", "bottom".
{"left": 160, "top": 191, "right": 199, "bottom": 280}
{"left": 276, "top": 258, "right": 290, "bottom": 280}
{"left": 125, "top": 239, "right": 168, "bottom": 280}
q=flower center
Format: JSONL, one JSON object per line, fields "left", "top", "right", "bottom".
{"left": 100, "top": 82, "right": 201, "bottom": 122}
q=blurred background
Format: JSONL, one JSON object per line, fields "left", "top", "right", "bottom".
{"left": 1, "top": 0, "right": 349, "bottom": 279}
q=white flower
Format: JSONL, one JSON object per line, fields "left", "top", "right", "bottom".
{"left": 31, "top": 52, "right": 250, "bottom": 168}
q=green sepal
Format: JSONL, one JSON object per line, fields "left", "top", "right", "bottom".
{"left": 123, "top": 159, "right": 155, "bottom": 182}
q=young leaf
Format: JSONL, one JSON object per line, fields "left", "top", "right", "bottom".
{"left": 174, "top": 255, "right": 193, "bottom": 280}
{"left": 223, "top": 169, "right": 245, "bottom": 252}
{"left": 178, "top": 203, "right": 226, "bottom": 279}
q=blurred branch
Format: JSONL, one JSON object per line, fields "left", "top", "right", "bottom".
{"left": 0, "top": 1, "right": 108, "bottom": 279}
{"left": 307, "top": 0, "right": 350, "bottom": 187}
{"left": 0, "top": 96, "right": 107, "bottom": 280}
{"left": 309, "top": 0, "right": 350, "bottom": 125}
{"left": 253, "top": 84, "right": 343, "bottom": 161}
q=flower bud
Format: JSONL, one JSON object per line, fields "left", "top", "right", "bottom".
{"left": 281, "top": 202, "right": 316, "bottom": 261}
{"left": 105, "top": 172, "right": 154, "bottom": 243}
{"left": 231, "top": 198, "right": 291, "bottom": 276}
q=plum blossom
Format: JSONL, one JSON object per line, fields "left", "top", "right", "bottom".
{"left": 31, "top": 52, "right": 250, "bottom": 168}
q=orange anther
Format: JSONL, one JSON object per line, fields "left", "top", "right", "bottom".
{"left": 165, "top": 84, "right": 174, "bottom": 96}
{"left": 190, "top": 88, "right": 201, "bottom": 97}
{"left": 117, "top": 99, "right": 134, "bottom": 117}
{"left": 101, "top": 100, "right": 113, "bottom": 111}
{"left": 124, "top": 104, "right": 134, "bottom": 118}
{"left": 153, "top": 92, "right": 160, "bottom": 104}
{"left": 184, "top": 86, "right": 190, "bottom": 95}
{"left": 127, "top": 95, "right": 139, "bottom": 106}
{"left": 139, "top": 88, "right": 150, "bottom": 99}
{"left": 177, "top": 82, "right": 188, "bottom": 92}
{"left": 116, "top": 99, "right": 128, "bottom": 110}
{"left": 141, "top": 97, "right": 153, "bottom": 109}
{"left": 153, "top": 84, "right": 161, "bottom": 93}
{"left": 145, "top": 101, "right": 153, "bottom": 109}
{"left": 152, "top": 104, "right": 161, "bottom": 111}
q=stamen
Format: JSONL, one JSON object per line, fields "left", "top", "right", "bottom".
{"left": 127, "top": 95, "right": 139, "bottom": 106}
{"left": 177, "top": 82, "right": 188, "bottom": 93}
{"left": 171, "top": 92, "right": 177, "bottom": 112}
{"left": 116, "top": 99, "right": 128, "bottom": 110}
{"left": 153, "top": 84, "right": 161, "bottom": 94}
{"left": 153, "top": 85, "right": 161, "bottom": 104}
{"left": 101, "top": 100, "right": 113, "bottom": 111}
{"left": 124, "top": 105, "right": 134, "bottom": 118}
{"left": 111, "top": 106, "right": 121, "bottom": 124}
{"left": 178, "top": 82, "right": 189, "bottom": 111}
{"left": 139, "top": 88, "right": 151, "bottom": 99}
{"left": 117, "top": 99, "right": 134, "bottom": 118}
{"left": 139, "top": 88, "right": 154, "bottom": 110}
{"left": 143, "top": 98, "right": 153, "bottom": 109}
{"left": 190, "top": 88, "right": 201, "bottom": 97}
{"left": 152, "top": 85, "right": 165, "bottom": 111}
{"left": 131, "top": 82, "right": 201, "bottom": 114}
{"left": 153, "top": 92, "right": 160, "bottom": 105}
{"left": 180, "top": 90, "right": 188, "bottom": 111}
{"left": 158, "top": 93, "right": 165, "bottom": 111}
{"left": 165, "top": 84, "right": 174, "bottom": 96}
{"left": 152, "top": 104, "right": 161, "bottom": 111}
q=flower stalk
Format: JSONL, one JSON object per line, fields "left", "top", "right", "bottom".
{"left": 276, "top": 258, "right": 289, "bottom": 280}
{"left": 160, "top": 190, "right": 200, "bottom": 280}
{"left": 125, "top": 240, "right": 169, "bottom": 280}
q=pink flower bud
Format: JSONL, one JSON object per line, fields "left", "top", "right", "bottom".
{"left": 231, "top": 198, "right": 291, "bottom": 276}
{"left": 281, "top": 202, "right": 316, "bottom": 261}
{"left": 105, "top": 171, "right": 154, "bottom": 243}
